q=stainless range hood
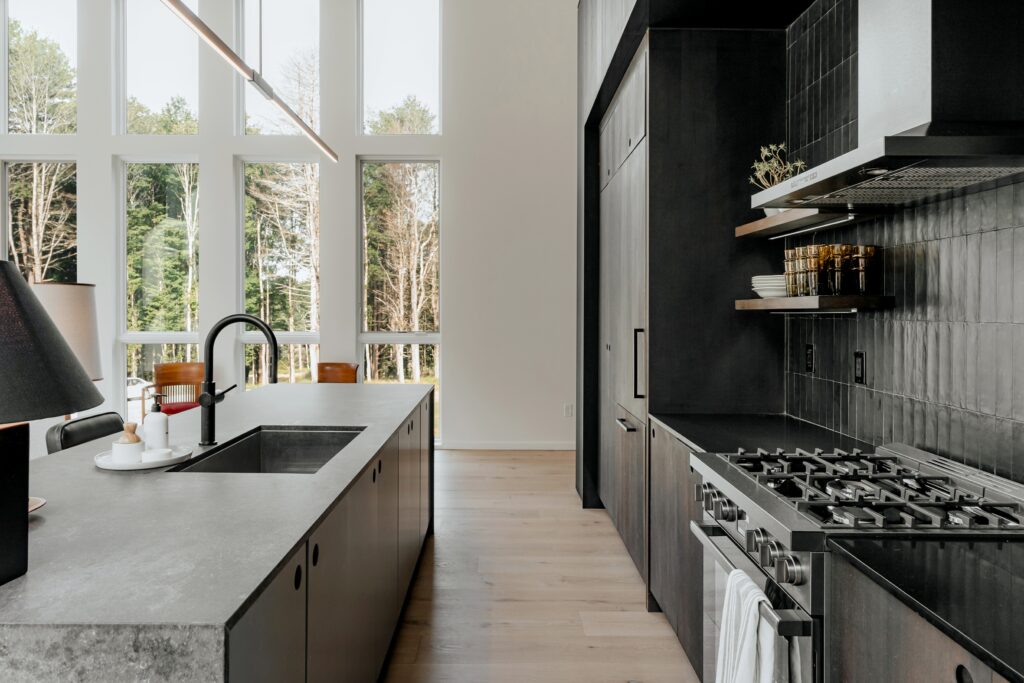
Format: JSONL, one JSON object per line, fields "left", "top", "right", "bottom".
{"left": 752, "top": 0, "right": 1024, "bottom": 211}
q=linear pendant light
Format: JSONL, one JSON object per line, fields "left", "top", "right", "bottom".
{"left": 160, "top": 0, "right": 339, "bottom": 163}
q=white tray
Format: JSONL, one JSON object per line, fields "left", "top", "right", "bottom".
{"left": 94, "top": 444, "right": 194, "bottom": 471}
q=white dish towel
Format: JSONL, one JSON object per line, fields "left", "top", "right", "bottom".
{"left": 715, "top": 569, "right": 776, "bottom": 683}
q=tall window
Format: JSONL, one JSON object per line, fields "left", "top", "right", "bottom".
{"left": 361, "top": 160, "right": 440, "bottom": 432}
{"left": 244, "top": 161, "right": 320, "bottom": 386}
{"left": 361, "top": 0, "right": 440, "bottom": 134}
{"left": 125, "top": 0, "right": 198, "bottom": 134}
{"left": 122, "top": 162, "right": 200, "bottom": 423}
{"left": 6, "top": 162, "right": 77, "bottom": 282}
{"left": 242, "top": 0, "right": 319, "bottom": 135}
{"left": 7, "top": 0, "right": 77, "bottom": 134}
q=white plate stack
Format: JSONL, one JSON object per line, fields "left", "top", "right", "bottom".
{"left": 752, "top": 275, "right": 788, "bottom": 299}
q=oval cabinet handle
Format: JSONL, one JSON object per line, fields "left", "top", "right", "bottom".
{"left": 312, "top": 543, "right": 319, "bottom": 567}
{"left": 293, "top": 564, "right": 303, "bottom": 591}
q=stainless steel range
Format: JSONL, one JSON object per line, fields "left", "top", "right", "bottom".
{"left": 688, "top": 442, "right": 1024, "bottom": 683}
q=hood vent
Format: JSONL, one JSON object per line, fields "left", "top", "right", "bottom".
{"left": 753, "top": 0, "right": 1024, "bottom": 210}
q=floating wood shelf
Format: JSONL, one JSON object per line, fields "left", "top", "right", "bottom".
{"left": 736, "top": 296, "right": 895, "bottom": 313}
{"left": 735, "top": 209, "right": 877, "bottom": 239}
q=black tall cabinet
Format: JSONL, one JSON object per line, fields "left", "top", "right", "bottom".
{"left": 577, "top": 5, "right": 791, "bottom": 674}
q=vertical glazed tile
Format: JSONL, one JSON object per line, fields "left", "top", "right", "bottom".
{"left": 914, "top": 243, "right": 928, "bottom": 320}
{"left": 964, "top": 190, "right": 982, "bottom": 235}
{"left": 998, "top": 184, "right": 1016, "bottom": 230}
{"left": 965, "top": 233, "right": 982, "bottom": 323}
{"left": 948, "top": 409, "right": 965, "bottom": 464}
{"left": 976, "top": 324, "right": 996, "bottom": 416}
{"left": 950, "top": 235, "right": 967, "bottom": 321}
{"left": 1014, "top": 228, "right": 1024, "bottom": 324}
{"left": 938, "top": 322, "right": 951, "bottom": 406}
{"left": 926, "top": 322, "right": 939, "bottom": 404}
{"left": 913, "top": 399, "right": 927, "bottom": 450}
{"left": 936, "top": 405, "right": 951, "bottom": 458}
{"left": 905, "top": 321, "right": 916, "bottom": 399}
{"left": 980, "top": 186, "right": 999, "bottom": 231}
{"left": 995, "top": 418, "right": 1014, "bottom": 480}
{"left": 1013, "top": 420, "right": 1024, "bottom": 483}
{"left": 1014, "top": 180, "right": 1024, "bottom": 229}
{"left": 891, "top": 393, "right": 904, "bottom": 443}
{"left": 996, "top": 323, "right": 1014, "bottom": 419}
{"left": 964, "top": 324, "right": 979, "bottom": 412}
{"left": 979, "top": 230, "right": 998, "bottom": 322}
{"left": 926, "top": 239, "right": 939, "bottom": 321}
{"left": 950, "top": 323, "right": 966, "bottom": 409}
{"left": 952, "top": 193, "right": 968, "bottom": 237}
{"left": 923, "top": 401, "right": 937, "bottom": 454}
{"left": 912, "top": 322, "right": 926, "bottom": 402}
{"left": 978, "top": 415, "right": 999, "bottom": 474}
{"left": 1013, "top": 325, "right": 1024, "bottom": 421}
{"left": 937, "top": 237, "right": 951, "bottom": 322}
{"left": 997, "top": 227, "right": 1014, "bottom": 323}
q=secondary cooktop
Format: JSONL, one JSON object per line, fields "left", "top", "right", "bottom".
{"left": 709, "top": 443, "right": 1024, "bottom": 533}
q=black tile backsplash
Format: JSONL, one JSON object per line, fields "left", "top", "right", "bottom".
{"left": 786, "top": 0, "right": 858, "bottom": 169}
{"left": 785, "top": 180, "right": 1024, "bottom": 483}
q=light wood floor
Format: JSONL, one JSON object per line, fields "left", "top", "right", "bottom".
{"left": 381, "top": 450, "right": 699, "bottom": 683}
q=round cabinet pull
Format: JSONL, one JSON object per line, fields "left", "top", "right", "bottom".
{"left": 378, "top": 460, "right": 383, "bottom": 474}
{"left": 293, "top": 564, "right": 303, "bottom": 591}
{"left": 372, "top": 469, "right": 377, "bottom": 483}
{"left": 955, "top": 665, "right": 974, "bottom": 683}
{"left": 312, "top": 543, "right": 320, "bottom": 567}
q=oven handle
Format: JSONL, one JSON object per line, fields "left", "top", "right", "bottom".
{"left": 690, "top": 521, "right": 812, "bottom": 638}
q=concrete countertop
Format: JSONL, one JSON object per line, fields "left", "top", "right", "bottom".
{"left": 0, "top": 383, "right": 428, "bottom": 629}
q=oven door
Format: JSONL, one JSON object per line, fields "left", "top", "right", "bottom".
{"left": 691, "top": 521, "right": 817, "bottom": 683}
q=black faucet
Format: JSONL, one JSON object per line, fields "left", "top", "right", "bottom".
{"left": 199, "top": 314, "right": 279, "bottom": 446}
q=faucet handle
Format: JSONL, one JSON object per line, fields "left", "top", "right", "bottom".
{"left": 217, "top": 384, "right": 238, "bottom": 401}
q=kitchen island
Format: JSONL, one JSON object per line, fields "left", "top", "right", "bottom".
{"left": 0, "top": 383, "right": 433, "bottom": 682}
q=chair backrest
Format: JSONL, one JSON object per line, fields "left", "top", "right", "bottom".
{"left": 153, "top": 362, "right": 205, "bottom": 404}
{"left": 317, "top": 362, "right": 359, "bottom": 384}
{"left": 45, "top": 412, "right": 124, "bottom": 454}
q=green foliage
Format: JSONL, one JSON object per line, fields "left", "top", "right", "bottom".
{"left": 367, "top": 95, "right": 436, "bottom": 135}
{"left": 7, "top": 19, "right": 76, "bottom": 134}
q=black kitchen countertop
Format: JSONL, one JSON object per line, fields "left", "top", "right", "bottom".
{"left": 649, "top": 413, "right": 871, "bottom": 453}
{"left": 830, "top": 537, "right": 1024, "bottom": 682}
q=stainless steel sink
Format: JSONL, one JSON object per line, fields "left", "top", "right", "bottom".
{"left": 171, "top": 426, "right": 365, "bottom": 474}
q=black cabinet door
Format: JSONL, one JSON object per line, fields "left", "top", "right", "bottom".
{"left": 648, "top": 420, "right": 703, "bottom": 673}
{"left": 419, "top": 395, "right": 432, "bottom": 541}
{"left": 599, "top": 174, "right": 619, "bottom": 518}
{"left": 307, "top": 495, "right": 354, "bottom": 683}
{"left": 649, "top": 422, "right": 680, "bottom": 631}
{"left": 615, "top": 405, "right": 646, "bottom": 578}
{"left": 227, "top": 545, "right": 306, "bottom": 683}
{"left": 398, "top": 413, "right": 421, "bottom": 599}
{"left": 376, "top": 433, "right": 400, "bottom": 646}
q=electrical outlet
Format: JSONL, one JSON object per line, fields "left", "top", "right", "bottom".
{"left": 854, "top": 351, "right": 866, "bottom": 384}
{"left": 563, "top": 403, "right": 574, "bottom": 418}
{"left": 805, "top": 344, "right": 815, "bottom": 373}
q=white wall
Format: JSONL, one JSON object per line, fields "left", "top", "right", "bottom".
{"left": 10, "top": 0, "right": 577, "bottom": 456}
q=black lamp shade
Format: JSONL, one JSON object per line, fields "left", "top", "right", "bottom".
{"left": 0, "top": 261, "right": 103, "bottom": 423}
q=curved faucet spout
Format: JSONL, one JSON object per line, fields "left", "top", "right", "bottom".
{"left": 199, "top": 314, "right": 279, "bottom": 445}
{"left": 203, "top": 314, "right": 279, "bottom": 384}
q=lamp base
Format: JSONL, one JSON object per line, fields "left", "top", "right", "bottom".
{"left": 0, "top": 422, "right": 28, "bottom": 586}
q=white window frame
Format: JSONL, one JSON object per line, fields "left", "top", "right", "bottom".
{"left": 357, "top": 156, "right": 442, "bottom": 409}
{"left": 115, "top": 157, "right": 203, "bottom": 417}
{"left": 237, "top": 155, "right": 322, "bottom": 380}
{"left": 357, "top": 0, "right": 443, "bottom": 136}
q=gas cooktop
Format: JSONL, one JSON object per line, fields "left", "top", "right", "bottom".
{"left": 720, "top": 444, "right": 1024, "bottom": 532}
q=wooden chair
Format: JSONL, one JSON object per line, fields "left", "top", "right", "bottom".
{"left": 317, "top": 362, "right": 359, "bottom": 384}
{"left": 142, "top": 362, "right": 205, "bottom": 421}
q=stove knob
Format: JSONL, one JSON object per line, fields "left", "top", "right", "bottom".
{"left": 704, "top": 489, "right": 723, "bottom": 513}
{"left": 713, "top": 498, "right": 738, "bottom": 522}
{"left": 775, "top": 556, "right": 807, "bottom": 586}
{"left": 745, "top": 528, "right": 769, "bottom": 553}
{"left": 695, "top": 483, "right": 713, "bottom": 503}
{"left": 759, "top": 540, "right": 784, "bottom": 568}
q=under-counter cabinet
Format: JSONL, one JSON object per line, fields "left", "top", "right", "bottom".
{"left": 228, "top": 396, "right": 433, "bottom": 683}
{"left": 648, "top": 419, "right": 703, "bottom": 675}
{"left": 227, "top": 545, "right": 307, "bottom": 683}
